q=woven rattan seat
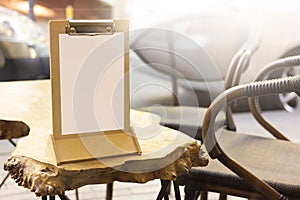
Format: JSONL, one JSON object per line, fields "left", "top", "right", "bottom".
{"left": 178, "top": 129, "right": 300, "bottom": 199}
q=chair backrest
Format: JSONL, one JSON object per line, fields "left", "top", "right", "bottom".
{"left": 224, "top": 36, "right": 260, "bottom": 130}
{"left": 248, "top": 55, "right": 300, "bottom": 140}
{"left": 131, "top": 12, "right": 249, "bottom": 82}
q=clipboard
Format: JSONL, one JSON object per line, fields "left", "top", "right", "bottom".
{"left": 49, "top": 20, "right": 141, "bottom": 165}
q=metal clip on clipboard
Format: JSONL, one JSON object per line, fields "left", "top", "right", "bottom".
{"left": 66, "top": 20, "right": 115, "bottom": 36}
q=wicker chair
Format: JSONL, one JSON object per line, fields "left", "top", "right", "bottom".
{"left": 178, "top": 63, "right": 300, "bottom": 200}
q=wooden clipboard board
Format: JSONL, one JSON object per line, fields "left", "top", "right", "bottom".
{"left": 49, "top": 20, "right": 141, "bottom": 165}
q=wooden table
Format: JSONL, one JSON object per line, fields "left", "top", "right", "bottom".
{"left": 2, "top": 80, "right": 208, "bottom": 198}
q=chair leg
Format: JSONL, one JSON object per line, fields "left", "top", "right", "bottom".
{"left": 106, "top": 183, "right": 113, "bottom": 200}
{"left": 171, "top": 78, "right": 179, "bottom": 106}
{"left": 219, "top": 193, "right": 227, "bottom": 200}
{"left": 41, "top": 197, "right": 47, "bottom": 200}
{"left": 173, "top": 181, "right": 181, "bottom": 200}
{"left": 156, "top": 180, "right": 170, "bottom": 200}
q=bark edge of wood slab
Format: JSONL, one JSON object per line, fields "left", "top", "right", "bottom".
{"left": 4, "top": 141, "right": 208, "bottom": 196}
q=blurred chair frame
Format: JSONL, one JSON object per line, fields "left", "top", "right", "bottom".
{"left": 130, "top": 26, "right": 260, "bottom": 200}
{"left": 133, "top": 29, "right": 260, "bottom": 140}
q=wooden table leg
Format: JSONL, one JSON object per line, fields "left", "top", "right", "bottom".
{"left": 58, "top": 194, "right": 70, "bottom": 200}
{"left": 156, "top": 180, "right": 170, "bottom": 200}
{"left": 41, "top": 195, "right": 70, "bottom": 200}
{"left": 0, "top": 139, "right": 16, "bottom": 189}
{"left": 106, "top": 183, "right": 113, "bottom": 200}
{"left": 200, "top": 191, "right": 207, "bottom": 200}
{"left": 219, "top": 193, "right": 227, "bottom": 200}
{"left": 8, "top": 139, "right": 16, "bottom": 146}
{"left": 75, "top": 189, "right": 79, "bottom": 200}
{"left": 173, "top": 181, "right": 181, "bottom": 200}
{"left": 0, "top": 173, "right": 10, "bottom": 189}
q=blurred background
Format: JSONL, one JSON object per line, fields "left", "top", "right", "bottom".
{"left": 0, "top": 0, "right": 299, "bottom": 112}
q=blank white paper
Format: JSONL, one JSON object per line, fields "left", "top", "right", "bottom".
{"left": 59, "top": 33, "right": 125, "bottom": 135}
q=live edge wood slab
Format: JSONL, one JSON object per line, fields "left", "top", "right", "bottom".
{"left": 2, "top": 80, "right": 208, "bottom": 196}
